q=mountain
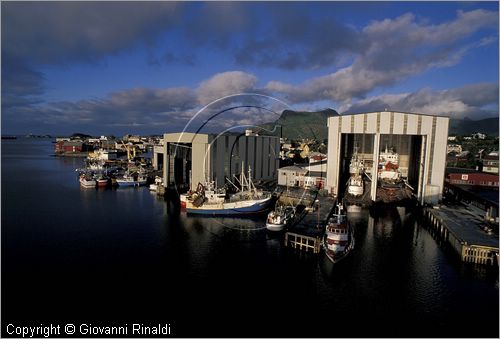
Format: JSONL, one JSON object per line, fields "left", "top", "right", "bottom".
{"left": 449, "top": 117, "right": 499, "bottom": 136}
{"left": 260, "top": 111, "right": 498, "bottom": 140}
{"left": 260, "top": 108, "right": 339, "bottom": 140}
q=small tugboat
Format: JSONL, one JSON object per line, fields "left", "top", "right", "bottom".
{"left": 266, "top": 204, "right": 296, "bottom": 231}
{"left": 323, "top": 203, "right": 354, "bottom": 263}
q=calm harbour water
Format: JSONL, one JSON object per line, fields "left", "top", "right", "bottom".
{"left": 2, "top": 138, "right": 499, "bottom": 337}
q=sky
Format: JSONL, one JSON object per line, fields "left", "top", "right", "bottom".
{"left": 1, "top": 1, "right": 499, "bottom": 136}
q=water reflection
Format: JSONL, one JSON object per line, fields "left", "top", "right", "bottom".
{"left": 2, "top": 139, "right": 498, "bottom": 338}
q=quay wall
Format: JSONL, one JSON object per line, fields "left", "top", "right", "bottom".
{"left": 423, "top": 207, "right": 498, "bottom": 266}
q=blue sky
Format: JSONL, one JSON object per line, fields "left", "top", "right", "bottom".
{"left": 1, "top": 1, "right": 498, "bottom": 136}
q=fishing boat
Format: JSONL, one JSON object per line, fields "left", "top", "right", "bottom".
{"left": 149, "top": 176, "right": 163, "bottom": 191}
{"left": 346, "top": 147, "right": 364, "bottom": 197}
{"left": 323, "top": 203, "right": 354, "bottom": 263}
{"left": 185, "top": 166, "right": 272, "bottom": 215}
{"left": 95, "top": 174, "right": 109, "bottom": 187}
{"left": 266, "top": 205, "right": 296, "bottom": 231}
{"left": 378, "top": 146, "right": 402, "bottom": 187}
{"left": 347, "top": 174, "right": 364, "bottom": 197}
{"left": 79, "top": 174, "right": 96, "bottom": 188}
{"left": 180, "top": 193, "right": 188, "bottom": 208}
{"left": 375, "top": 146, "right": 414, "bottom": 204}
{"left": 116, "top": 172, "right": 147, "bottom": 187}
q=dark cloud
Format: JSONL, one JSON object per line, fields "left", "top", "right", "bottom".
{"left": 233, "top": 4, "right": 363, "bottom": 70}
{"left": 341, "top": 83, "right": 499, "bottom": 119}
{"left": 1, "top": 1, "right": 184, "bottom": 123}
{"left": 1, "top": 56, "right": 46, "bottom": 118}
{"left": 1, "top": 2, "right": 182, "bottom": 65}
{"left": 184, "top": 2, "right": 252, "bottom": 48}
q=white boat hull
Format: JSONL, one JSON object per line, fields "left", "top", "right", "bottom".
{"left": 186, "top": 196, "right": 272, "bottom": 215}
{"left": 116, "top": 179, "right": 147, "bottom": 187}
{"left": 80, "top": 178, "right": 96, "bottom": 188}
{"left": 347, "top": 185, "right": 363, "bottom": 196}
{"left": 266, "top": 222, "right": 286, "bottom": 231}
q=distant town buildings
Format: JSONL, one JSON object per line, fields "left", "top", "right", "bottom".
{"left": 55, "top": 140, "right": 84, "bottom": 154}
{"left": 447, "top": 144, "right": 462, "bottom": 154}
{"left": 472, "top": 132, "right": 487, "bottom": 140}
{"left": 483, "top": 152, "right": 499, "bottom": 174}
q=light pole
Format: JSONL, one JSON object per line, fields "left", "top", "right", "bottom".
{"left": 316, "top": 199, "right": 320, "bottom": 229}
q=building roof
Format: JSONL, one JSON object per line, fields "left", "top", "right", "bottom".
{"left": 306, "top": 171, "right": 326, "bottom": 178}
{"left": 278, "top": 165, "right": 308, "bottom": 173}
{"left": 446, "top": 167, "right": 479, "bottom": 174}
{"left": 62, "top": 141, "right": 83, "bottom": 146}
{"left": 483, "top": 154, "right": 499, "bottom": 161}
{"left": 456, "top": 151, "right": 470, "bottom": 158}
{"left": 332, "top": 110, "right": 450, "bottom": 119}
{"left": 449, "top": 185, "right": 499, "bottom": 207}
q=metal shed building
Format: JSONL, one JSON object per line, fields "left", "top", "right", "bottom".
{"left": 326, "top": 111, "right": 449, "bottom": 204}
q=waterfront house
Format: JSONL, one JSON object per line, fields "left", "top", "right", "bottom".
{"left": 55, "top": 140, "right": 83, "bottom": 154}
{"left": 447, "top": 172, "right": 499, "bottom": 187}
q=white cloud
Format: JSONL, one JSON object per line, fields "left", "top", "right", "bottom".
{"left": 341, "top": 83, "right": 499, "bottom": 119}
{"left": 197, "top": 71, "right": 258, "bottom": 105}
{"left": 266, "top": 9, "right": 498, "bottom": 104}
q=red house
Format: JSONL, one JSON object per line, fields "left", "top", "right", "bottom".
{"left": 447, "top": 172, "right": 499, "bottom": 188}
{"left": 55, "top": 141, "right": 83, "bottom": 154}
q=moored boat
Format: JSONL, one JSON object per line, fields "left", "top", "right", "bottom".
{"left": 266, "top": 205, "right": 296, "bottom": 231}
{"left": 149, "top": 176, "right": 163, "bottom": 191}
{"left": 346, "top": 147, "right": 364, "bottom": 197}
{"left": 95, "top": 174, "right": 109, "bottom": 187}
{"left": 116, "top": 173, "right": 147, "bottom": 187}
{"left": 347, "top": 174, "right": 364, "bottom": 197}
{"left": 323, "top": 203, "right": 354, "bottom": 263}
{"left": 185, "top": 166, "right": 272, "bottom": 215}
{"left": 378, "top": 146, "right": 402, "bottom": 187}
{"left": 79, "top": 175, "right": 96, "bottom": 188}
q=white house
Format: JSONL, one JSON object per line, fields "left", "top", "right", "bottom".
{"left": 278, "top": 166, "right": 308, "bottom": 187}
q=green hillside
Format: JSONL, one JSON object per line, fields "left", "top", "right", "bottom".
{"left": 260, "top": 108, "right": 338, "bottom": 140}
{"left": 449, "top": 117, "right": 499, "bottom": 136}
{"left": 260, "top": 111, "right": 498, "bottom": 140}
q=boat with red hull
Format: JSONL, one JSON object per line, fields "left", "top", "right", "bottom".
{"left": 323, "top": 203, "right": 354, "bottom": 263}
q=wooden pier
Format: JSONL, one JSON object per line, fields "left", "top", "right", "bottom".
{"left": 284, "top": 232, "right": 322, "bottom": 253}
{"left": 423, "top": 205, "right": 499, "bottom": 266}
{"left": 278, "top": 187, "right": 337, "bottom": 254}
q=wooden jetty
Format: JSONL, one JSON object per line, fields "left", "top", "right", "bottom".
{"left": 278, "top": 187, "right": 336, "bottom": 254}
{"left": 423, "top": 205, "right": 499, "bottom": 266}
{"left": 284, "top": 232, "right": 322, "bottom": 253}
